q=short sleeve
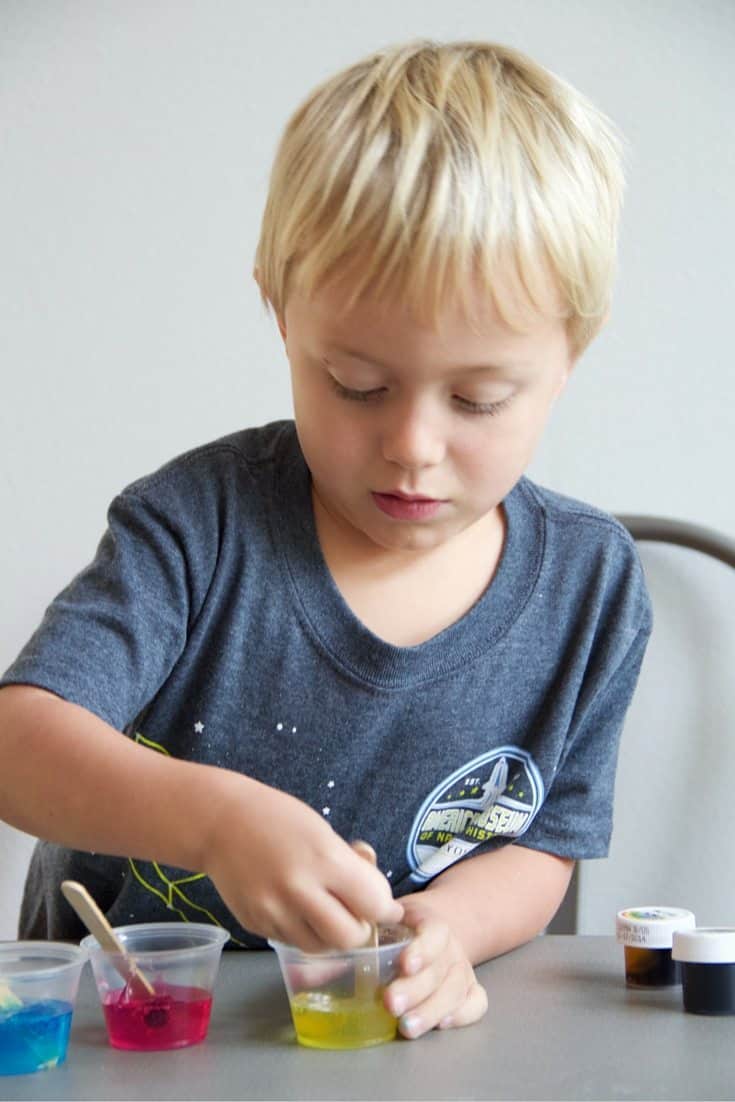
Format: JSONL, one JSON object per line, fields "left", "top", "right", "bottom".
{"left": 0, "top": 489, "right": 192, "bottom": 730}
{"left": 518, "top": 617, "right": 652, "bottom": 859}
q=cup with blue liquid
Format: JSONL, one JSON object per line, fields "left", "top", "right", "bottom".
{"left": 0, "top": 942, "right": 87, "bottom": 1076}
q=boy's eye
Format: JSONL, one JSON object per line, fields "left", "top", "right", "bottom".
{"left": 329, "top": 377, "right": 386, "bottom": 402}
{"left": 454, "top": 394, "right": 513, "bottom": 416}
{"left": 328, "top": 373, "right": 513, "bottom": 416}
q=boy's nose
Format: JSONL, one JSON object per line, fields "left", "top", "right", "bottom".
{"left": 380, "top": 401, "right": 446, "bottom": 471}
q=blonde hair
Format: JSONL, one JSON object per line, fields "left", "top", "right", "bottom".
{"left": 255, "top": 40, "right": 624, "bottom": 356}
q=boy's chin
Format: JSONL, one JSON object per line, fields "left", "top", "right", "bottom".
{"left": 361, "top": 520, "right": 460, "bottom": 555}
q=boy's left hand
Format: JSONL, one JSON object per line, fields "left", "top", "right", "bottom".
{"left": 384, "top": 895, "right": 488, "bottom": 1039}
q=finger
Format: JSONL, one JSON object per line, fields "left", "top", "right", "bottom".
{"left": 328, "top": 851, "right": 403, "bottom": 928}
{"left": 267, "top": 909, "right": 330, "bottom": 954}
{"left": 351, "top": 839, "right": 377, "bottom": 865}
{"left": 437, "top": 980, "right": 488, "bottom": 1029}
{"left": 298, "top": 885, "right": 374, "bottom": 950}
{"left": 398, "top": 917, "right": 450, "bottom": 977}
{"left": 385, "top": 954, "right": 450, "bottom": 1019}
{"left": 396, "top": 960, "right": 475, "bottom": 1039}
{"left": 385, "top": 924, "right": 451, "bottom": 1015}
{"left": 350, "top": 841, "right": 390, "bottom": 932}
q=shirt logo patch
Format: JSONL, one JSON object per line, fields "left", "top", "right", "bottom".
{"left": 406, "top": 747, "right": 544, "bottom": 882}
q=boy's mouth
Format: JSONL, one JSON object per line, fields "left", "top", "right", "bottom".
{"left": 371, "top": 491, "right": 444, "bottom": 520}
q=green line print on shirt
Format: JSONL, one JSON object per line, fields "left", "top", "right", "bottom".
{"left": 129, "top": 732, "right": 246, "bottom": 947}
{"left": 135, "top": 731, "right": 171, "bottom": 756}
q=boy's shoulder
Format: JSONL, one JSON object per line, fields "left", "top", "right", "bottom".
{"left": 121, "top": 420, "right": 296, "bottom": 500}
{"left": 513, "top": 477, "right": 653, "bottom": 637}
{"left": 517, "top": 475, "right": 639, "bottom": 555}
{"left": 514, "top": 477, "right": 651, "bottom": 627}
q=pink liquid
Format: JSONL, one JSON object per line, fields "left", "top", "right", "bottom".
{"left": 102, "top": 983, "right": 212, "bottom": 1050}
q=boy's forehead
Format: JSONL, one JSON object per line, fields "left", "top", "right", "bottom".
{"left": 286, "top": 267, "right": 569, "bottom": 363}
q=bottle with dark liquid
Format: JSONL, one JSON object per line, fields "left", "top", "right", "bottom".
{"left": 673, "top": 927, "right": 735, "bottom": 1014}
{"left": 616, "top": 906, "right": 696, "bottom": 988}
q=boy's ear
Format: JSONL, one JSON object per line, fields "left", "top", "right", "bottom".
{"left": 553, "top": 360, "right": 574, "bottom": 402}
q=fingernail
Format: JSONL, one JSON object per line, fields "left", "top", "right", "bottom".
{"left": 405, "top": 954, "right": 422, "bottom": 975}
{"left": 439, "top": 1015, "right": 453, "bottom": 1029}
{"left": 391, "top": 995, "right": 407, "bottom": 1017}
{"left": 400, "top": 1014, "right": 422, "bottom": 1038}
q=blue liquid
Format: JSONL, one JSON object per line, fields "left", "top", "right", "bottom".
{"left": 0, "top": 999, "right": 73, "bottom": 1076}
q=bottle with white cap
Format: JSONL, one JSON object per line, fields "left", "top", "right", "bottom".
{"left": 672, "top": 927, "right": 735, "bottom": 1015}
{"left": 615, "top": 906, "right": 696, "bottom": 987}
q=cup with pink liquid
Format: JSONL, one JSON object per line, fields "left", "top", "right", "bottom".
{"left": 81, "top": 922, "right": 228, "bottom": 1051}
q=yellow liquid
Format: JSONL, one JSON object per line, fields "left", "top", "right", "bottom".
{"left": 289, "top": 989, "right": 397, "bottom": 1050}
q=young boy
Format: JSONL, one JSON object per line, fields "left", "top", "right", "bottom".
{"left": 0, "top": 40, "right": 651, "bottom": 1039}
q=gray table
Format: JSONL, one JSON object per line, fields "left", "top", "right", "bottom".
{"left": 3, "top": 936, "right": 733, "bottom": 1101}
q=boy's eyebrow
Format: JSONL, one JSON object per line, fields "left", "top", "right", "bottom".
{"left": 326, "top": 344, "right": 527, "bottom": 376}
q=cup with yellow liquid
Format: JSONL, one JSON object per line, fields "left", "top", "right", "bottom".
{"left": 269, "top": 924, "right": 413, "bottom": 1050}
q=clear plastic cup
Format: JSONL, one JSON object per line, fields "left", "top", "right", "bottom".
{"left": 0, "top": 941, "right": 87, "bottom": 1076}
{"left": 80, "top": 922, "right": 229, "bottom": 1051}
{"left": 269, "top": 924, "right": 413, "bottom": 1050}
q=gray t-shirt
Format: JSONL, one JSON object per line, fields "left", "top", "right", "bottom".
{"left": 2, "top": 421, "right": 652, "bottom": 946}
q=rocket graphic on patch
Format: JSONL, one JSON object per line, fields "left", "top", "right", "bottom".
{"left": 413, "top": 757, "right": 508, "bottom": 879}
{"left": 407, "top": 748, "right": 543, "bottom": 883}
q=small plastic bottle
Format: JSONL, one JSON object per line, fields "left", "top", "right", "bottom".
{"left": 672, "top": 927, "right": 735, "bottom": 1015}
{"left": 616, "top": 906, "right": 696, "bottom": 987}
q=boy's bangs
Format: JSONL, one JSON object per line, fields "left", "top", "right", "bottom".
{"left": 282, "top": 178, "right": 611, "bottom": 352}
{"left": 272, "top": 139, "right": 568, "bottom": 338}
{"left": 289, "top": 234, "right": 565, "bottom": 342}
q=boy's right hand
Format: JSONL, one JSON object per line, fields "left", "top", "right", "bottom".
{"left": 199, "top": 772, "right": 403, "bottom": 951}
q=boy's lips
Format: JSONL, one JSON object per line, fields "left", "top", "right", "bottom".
{"left": 371, "top": 490, "right": 445, "bottom": 520}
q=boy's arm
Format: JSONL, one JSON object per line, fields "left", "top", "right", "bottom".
{"left": 384, "top": 845, "right": 573, "bottom": 1038}
{"left": 0, "top": 685, "right": 214, "bottom": 869}
{"left": 405, "top": 844, "right": 574, "bottom": 962}
{"left": 0, "top": 684, "right": 401, "bottom": 947}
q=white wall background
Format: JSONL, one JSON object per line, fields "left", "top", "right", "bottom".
{"left": 1, "top": 0, "right": 733, "bottom": 938}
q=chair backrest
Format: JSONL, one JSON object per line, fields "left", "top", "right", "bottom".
{"left": 549, "top": 516, "right": 735, "bottom": 935}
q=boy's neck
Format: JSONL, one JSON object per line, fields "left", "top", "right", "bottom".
{"left": 311, "top": 493, "right": 506, "bottom": 647}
